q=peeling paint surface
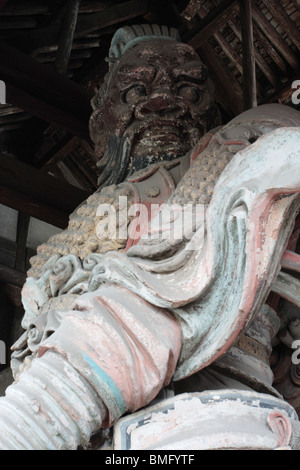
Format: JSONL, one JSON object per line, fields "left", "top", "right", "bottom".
{"left": 1, "top": 24, "right": 300, "bottom": 450}
{"left": 114, "top": 390, "right": 298, "bottom": 450}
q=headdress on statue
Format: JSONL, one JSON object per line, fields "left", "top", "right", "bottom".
{"left": 108, "top": 24, "right": 181, "bottom": 66}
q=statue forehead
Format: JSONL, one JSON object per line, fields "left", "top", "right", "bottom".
{"left": 108, "top": 39, "right": 206, "bottom": 88}
{"left": 115, "top": 38, "right": 202, "bottom": 68}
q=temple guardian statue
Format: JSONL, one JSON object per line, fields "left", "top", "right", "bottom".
{"left": 1, "top": 25, "right": 300, "bottom": 450}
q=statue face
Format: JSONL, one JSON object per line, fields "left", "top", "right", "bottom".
{"left": 90, "top": 38, "right": 217, "bottom": 179}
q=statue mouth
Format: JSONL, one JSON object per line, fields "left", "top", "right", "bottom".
{"left": 128, "top": 123, "right": 192, "bottom": 166}
{"left": 128, "top": 119, "right": 190, "bottom": 148}
{"left": 123, "top": 117, "right": 202, "bottom": 172}
{"left": 139, "top": 125, "right": 181, "bottom": 142}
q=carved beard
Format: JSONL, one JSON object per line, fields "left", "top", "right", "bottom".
{"left": 96, "top": 134, "right": 131, "bottom": 189}
{"left": 96, "top": 104, "right": 220, "bottom": 189}
{"left": 97, "top": 126, "right": 200, "bottom": 189}
{"left": 127, "top": 122, "right": 205, "bottom": 174}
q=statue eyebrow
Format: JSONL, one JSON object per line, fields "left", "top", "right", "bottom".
{"left": 173, "top": 66, "right": 207, "bottom": 84}
{"left": 117, "top": 65, "right": 156, "bottom": 83}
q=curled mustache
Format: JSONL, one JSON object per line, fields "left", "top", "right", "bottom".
{"left": 95, "top": 104, "right": 220, "bottom": 189}
{"left": 96, "top": 125, "right": 202, "bottom": 189}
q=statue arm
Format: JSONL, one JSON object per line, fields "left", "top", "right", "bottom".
{"left": 10, "top": 182, "right": 134, "bottom": 377}
{"left": 0, "top": 283, "right": 181, "bottom": 449}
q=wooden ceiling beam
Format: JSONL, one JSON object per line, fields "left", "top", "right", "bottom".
{"left": 239, "top": 0, "right": 257, "bottom": 110}
{"left": 198, "top": 42, "right": 243, "bottom": 117}
{"left": 206, "top": 0, "right": 276, "bottom": 94}
{"left": 78, "top": 1, "right": 114, "bottom": 13}
{"left": 63, "top": 153, "right": 97, "bottom": 191}
{"left": 292, "top": 0, "right": 300, "bottom": 10}
{"left": 252, "top": 22, "right": 287, "bottom": 73}
{"left": 196, "top": 5, "right": 243, "bottom": 75}
{"left": 15, "top": 212, "right": 30, "bottom": 273}
{"left": 182, "top": 0, "right": 239, "bottom": 47}
{"left": 55, "top": 0, "right": 81, "bottom": 76}
{"left": 261, "top": 0, "right": 300, "bottom": 51}
{"left": 38, "top": 135, "right": 79, "bottom": 171}
{"left": 229, "top": 18, "right": 279, "bottom": 90}
{"left": 10, "top": 0, "right": 148, "bottom": 54}
{"left": 0, "top": 41, "right": 92, "bottom": 140}
{"left": 33, "top": 38, "right": 111, "bottom": 172}
{"left": 0, "top": 0, "right": 49, "bottom": 15}
{"left": 0, "top": 265, "right": 26, "bottom": 288}
{"left": 75, "top": 0, "right": 149, "bottom": 36}
{"left": 0, "top": 155, "right": 89, "bottom": 228}
{"left": 251, "top": 2, "right": 299, "bottom": 70}
{"left": 179, "top": 0, "right": 243, "bottom": 116}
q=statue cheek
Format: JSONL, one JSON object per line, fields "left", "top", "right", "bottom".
{"left": 104, "top": 102, "right": 135, "bottom": 135}
{"left": 186, "top": 106, "right": 204, "bottom": 123}
{"left": 189, "top": 99, "right": 214, "bottom": 121}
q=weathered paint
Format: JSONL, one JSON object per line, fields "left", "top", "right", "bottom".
{"left": 1, "top": 23, "right": 300, "bottom": 450}
{"left": 113, "top": 390, "right": 298, "bottom": 450}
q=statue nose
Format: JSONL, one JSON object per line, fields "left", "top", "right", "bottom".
{"left": 135, "top": 88, "right": 185, "bottom": 118}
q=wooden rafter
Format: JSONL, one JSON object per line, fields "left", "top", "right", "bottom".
{"left": 261, "top": 0, "right": 300, "bottom": 51}
{"left": 252, "top": 22, "right": 287, "bottom": 73}
{"left": 0, "top": 155, "right": 89, "bottom": 228}
{"left": 180, "top": 0, "right": 243, "bottom": 116}
{"left": 15, "top": 212, "right": 30, "bottom": 273}
{"left": 38, "top": 136, "right": 79, "bottom": 171}
{"left": 55, "top": 0, "right": 81, "bottom": 76}
{"left": 183, "top": 0, "right": 239, "bottom": 46}
{"left": 62, "top": 152, "right": 98, "bottom": 191}
{"left": 197, "top": 42, "right": 243, "bottom": 116}
{"left": 0, "top": 40, "right": 92, "bottom": 140}
{"left": 196, "top": 5, "right": 243, "bottom": 75}
{"left": 239, "top": 0, "right": 257, "bottom": 110}
{"left": 228, "top": 17, "right": 278, "bottom": 90}
{"left": 11, "top": 0, "right": 149, "bottom": 55}
{"left": 293, "top": 0, "right": 300, "bottom": 10}
{"left": 75, "top": 0, "right": 148, "bottom": 36}
{"left": 34, "top": 37, "right": 111, "bottom": 172}
{"left": 251, "top": 2, "right": 299, "bottom": 71}
{"left": 204, "top": 0, "right": 275, "bottom": 95}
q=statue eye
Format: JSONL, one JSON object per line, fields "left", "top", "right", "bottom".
{"left": 124, "top": 84, "right": 147, "bottom": 104}
{"left": 177, "top": 85, "right": 200, "bottom": 103}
